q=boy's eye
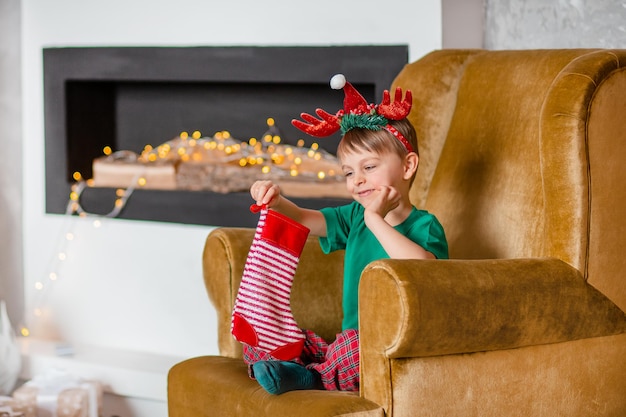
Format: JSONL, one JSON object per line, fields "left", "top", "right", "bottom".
{"left": 364, "top": 165, "right": 376, "bottom": 171}
{"left": 343, "top": 171, "right": 353, "bottom": 178}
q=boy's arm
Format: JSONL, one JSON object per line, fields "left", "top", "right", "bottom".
{"left": 363, "top": 186, "right": 436, "bottom": 259}
{"left": 365, "top": 215, "right": 435, "bottom": 260}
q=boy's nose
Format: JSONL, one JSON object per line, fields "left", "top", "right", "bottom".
{"left": 352, "top": 173, "right": 365, "bottom": 186}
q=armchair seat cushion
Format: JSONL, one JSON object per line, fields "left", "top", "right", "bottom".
{"left": 168, "top": 356, "right": 384, "bottom": 417}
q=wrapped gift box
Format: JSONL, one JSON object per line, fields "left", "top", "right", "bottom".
{"left": 11, "top": 370, "right": 101, "bottom": 417}
{"left": 0, "top": 395, "right": 24, "bottom": 416}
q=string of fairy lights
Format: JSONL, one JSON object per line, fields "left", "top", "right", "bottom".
{"left": 20, "top": 120, "right": 340, "bottom": 337}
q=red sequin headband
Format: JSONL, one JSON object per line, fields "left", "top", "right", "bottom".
{"left": 291, "top": 74, "right": 414, "bottom": 153}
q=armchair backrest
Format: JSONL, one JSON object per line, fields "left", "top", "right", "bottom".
{"left": 393, "top": 49, "right": 626, "bottom": 312}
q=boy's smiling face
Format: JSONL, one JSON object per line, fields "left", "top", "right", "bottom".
{"left": 340, "top": 148, "right": 409, "bottom": 206}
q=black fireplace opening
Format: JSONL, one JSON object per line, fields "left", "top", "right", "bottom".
{"left": 44, "top": 45, "right": 409, "bottom": 227}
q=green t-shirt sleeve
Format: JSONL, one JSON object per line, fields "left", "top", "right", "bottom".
{"left": 319, "top": 202, "right": 360, "bottom": 254}
{"left": 419, "top": 214, "right": 449, "bottom": 259}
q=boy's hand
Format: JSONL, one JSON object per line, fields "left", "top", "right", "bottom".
{"left": 364, "top": 186, "right": 400, "bottom": 220}
{"left": 250, "top": 180, "right": 281, "bottom": 208}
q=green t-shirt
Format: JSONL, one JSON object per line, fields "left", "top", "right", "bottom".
{"left": 319, "top": 201, "right": 448, "bottom": 330}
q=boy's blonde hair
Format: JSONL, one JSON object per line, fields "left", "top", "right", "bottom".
{"left": 337, "top": 118, "right": 418, "bottom": 158}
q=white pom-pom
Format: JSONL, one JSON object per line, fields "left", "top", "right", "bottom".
{"left": 330, "top": 74, "right": 346, "bottom": 90}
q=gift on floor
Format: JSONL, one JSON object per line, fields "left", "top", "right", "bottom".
{"left": 0, "top": 395, "right": 24, "bottom": 416}
{"left": 11, "top": 370, "right": 101, "bottom": 417}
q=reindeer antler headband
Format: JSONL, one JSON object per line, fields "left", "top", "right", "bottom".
{"left": 291, "top": 74, "right": 414, "bottom": 153}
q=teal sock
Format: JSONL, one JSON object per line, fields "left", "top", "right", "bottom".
{"left": 252, "top": 361, "right": 320, "bottom": 395}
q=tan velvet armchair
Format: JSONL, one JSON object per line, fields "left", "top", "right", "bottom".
{"left": 168, "top": 49, "right": 626, "bottom": 417}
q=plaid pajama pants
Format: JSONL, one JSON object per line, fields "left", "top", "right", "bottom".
{"left": 243, "top": 328, "right": 360, "bottom": 392}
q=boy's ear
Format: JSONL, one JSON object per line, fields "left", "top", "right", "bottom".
{"left": 403, "top": 152, "right": 419, "bottom": 180}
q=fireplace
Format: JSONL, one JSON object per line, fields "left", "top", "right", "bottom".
{"left": 43, "top": 45, "right": 408, "bottom": 227}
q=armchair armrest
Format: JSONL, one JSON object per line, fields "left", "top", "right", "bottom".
{"left": 358, "top": 258, "right": 626, "bottom": 413}
{"left": 359, "top": 257, "right": 626, "bottom": 359}
{"left": 203, "top": 227, "right": 345, "bottom": 358}
{"left": 202, "top": 227, "right": 252, "bottom": 358}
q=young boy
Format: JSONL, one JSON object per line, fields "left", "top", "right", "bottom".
{"left": 244, "top": 74, "right": 448, "bottom": 395}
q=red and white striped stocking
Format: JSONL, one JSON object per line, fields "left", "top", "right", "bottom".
{"left": 231, "top": 205, "right": 310, "bottom": 361}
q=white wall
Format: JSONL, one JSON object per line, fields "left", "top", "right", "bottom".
{"left": 485, "top": 0, "right": 626, "bottom": 49}
{"left": 0, "top": 0, "right": 23, "bottom": 327}
{"left": 442, "top": 0, "right": 484, "bottom": 48}
{"left": 21, "top": 0, "right": 442, "bottom": 359}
